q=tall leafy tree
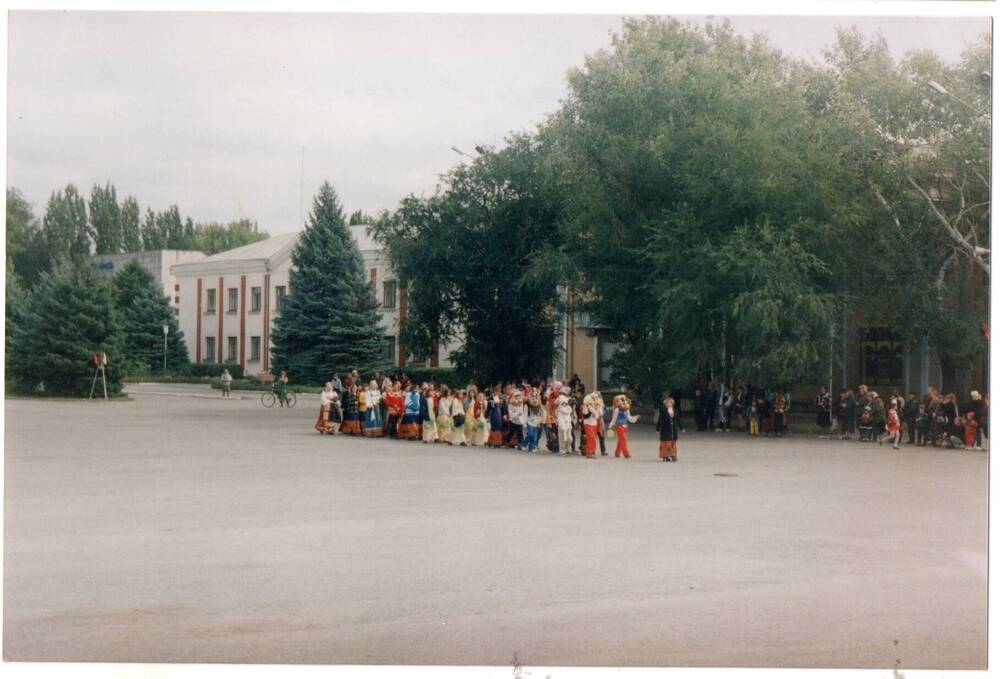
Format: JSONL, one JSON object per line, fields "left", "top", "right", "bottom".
{"left": 141, "top": 208, "right": 161, "bottom": 250}
{"left": 270, "top": 182, "right": 385, "bottom": 382}
{"left": 543, "top": 18, "right": 877, "bottom": 396}
{"left": 6, "top": 187, "right": 50, "bottom": 286}
{"left": 188, "top": 218, "right": 269, "bottom": 254}
{"left": 371, "top": 134, "right": 564, "bottom": 383}
{"left": 13, "top": 265, "right": 124, "bottom": 396}
{"left": 88, "top": 182, "right": 123, "bottom": 255}
{"left": 42, "top": 184, "right": 90, "bottom": 264}
{"left": 120, "top": 195, "right": 142, "bottom": 252}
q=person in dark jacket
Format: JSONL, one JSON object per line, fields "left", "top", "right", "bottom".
{"left": 839, "top": 389, "right": 857, "bottom": 440}
{"left": 657, "top": 396, "right": 680, "bottom": 462}
{"left": 704, "top": 382, "right": 719, "bottom": 431}
{"left": 902, "top": 392, "right": 918, "bottom": 445}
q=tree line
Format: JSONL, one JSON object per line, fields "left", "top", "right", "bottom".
{"left": 6, "top": 182, "right": 269, "bottom": 286}
{"left": 371, "top": 18, "right": 990, "bottom": 397}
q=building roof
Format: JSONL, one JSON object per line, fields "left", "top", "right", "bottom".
{"left": 171, "top": 224, "right": 380, "bottom": 275}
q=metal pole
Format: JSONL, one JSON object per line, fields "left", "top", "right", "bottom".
{"left": 163, "top": 324, "right": 169, "bottom": 372}
{"left": 829, "top": 321, "right": 835, "bottom": 431}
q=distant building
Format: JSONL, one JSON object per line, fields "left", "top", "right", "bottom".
{"left": 89, "top": 250, "right": 208, "bottom": 316}
{"left": 171, "top": 225, "right": 458, "bottom": 375}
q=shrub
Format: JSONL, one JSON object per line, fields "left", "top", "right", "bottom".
{"left": 183, "top": 363, "right": 245, "bottom": 379}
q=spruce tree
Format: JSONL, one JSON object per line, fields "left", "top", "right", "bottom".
{"left": 5, "top": 270, "right": 33, "bottom": 392}
{"left": 16, "top": 266, "right": 124, "bottom": 396}
{"left": 270, "top": 181, "right": 385, "bottom": 383}
{"left": 112, "top": 260, "right": 189, "bottom": 372}
{"left": 120, "top": 288, "right": 189, "bottom": 372}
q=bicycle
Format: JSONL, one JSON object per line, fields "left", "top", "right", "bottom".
{"left": 261, "top": 391, "right": 297, "bottom": 408}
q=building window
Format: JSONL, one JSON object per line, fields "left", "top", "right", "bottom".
{"left": 859, "top": 327, "right": 904, "bottom": 386}
{"left": 250, "top": 336, "right": 261, "bottom": 361}
{"left": 205, "top": 337, "right": 216, "bottom": 363}
{"left": 384, "top": 336, "right": 396, "bottom": 363}
{"left": 174, "top": 296, "right": 180, "bottom": 304}
{"left": 383, "top": 280, "right": 397, "bottom": 309}
{"left": 227, "top": 336, "right": 238, "bottom": 361}
{"left": 228, "top": 288, "right": 238, "bottom": 312}
{"left": 174, "top": 284, "right": 180, "bottom": 292}
{"left": 275, "top": 285, "right": 286, "bottom": 311}
{"left": 251, "top": 287, "right": 262, "bottom": 312}
{"left": 206, "top": 289, "right": 216, "bottom": 314}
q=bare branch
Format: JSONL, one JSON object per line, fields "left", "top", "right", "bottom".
{"left": 936, "top": 250, "right": 959, "bottom": 292}
{"left": 905, "top": 173, "right": 990, "bottom": 276}
{"left": 869, "top": 182, "right": 901, "bottom": 229}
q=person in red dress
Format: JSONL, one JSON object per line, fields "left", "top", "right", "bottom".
{"left": 879, "top": 403, "right": 902, "bottom": 450}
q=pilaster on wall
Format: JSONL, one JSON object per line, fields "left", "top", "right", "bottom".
{"left": 239, "top": 275, "right": 246, "bottom": 368}
{"left": 397, "top": 286, "right": 407, "bottom": 368}
{"left": 217, "top": 276, "right": 224, "bottom": 364}
{"left": 263, "top": 273, "right": 271, "bottom": 373}
{"left": 196, "top": 278, "right": 203, "bottom": 363}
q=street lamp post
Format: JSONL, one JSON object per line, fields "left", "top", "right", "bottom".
{"left": 163, "top": 324, "right": 169, "bottom": 371}
{"left": 927, "top": 79, "right": 987, "bottom": 115}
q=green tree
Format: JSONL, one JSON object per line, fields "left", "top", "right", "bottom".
{"left": 270, "top": 182, "right": 385, "bottom": 382}
{"left": 158, "top": 205, "right": 185, "bottom": 249}
{"left": 117, "top": 285, "right": 189, "bottom": 372}
{"left": 14, "top": 265, "right": 124, "bottom": 396}
{"left": 6, "top": 187, "right": 50, "bottom": 286}
{"left": 371, "top": 134, "right": 564, "bottom": 383}
{"left": 544, "top": 18, "right": 881, "bottom": 396}
{"left": 121, "top": 195, "right": 142, "bottom": 252}
{"left": 141, "top": 208, "right": 161, "bottom": 250}
{"left": 42, "top": 184, "right": 90, "bottom": 264}
{"left": 88, "top": 182, "right": 123, "bottom": 255}
{"left": 5, "top": 270, "right": 33, "bottom": 392}
{"left": 189, "top": 218, "right": 269, "bottom": 254}
{"left": 348, "top": 209, "right": 372, "bottom": 225}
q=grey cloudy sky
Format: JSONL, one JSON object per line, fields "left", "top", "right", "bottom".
{"left": 7, "top": 11, "right": 991, "bottom": 236}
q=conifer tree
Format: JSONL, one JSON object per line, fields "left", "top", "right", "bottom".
{"left": 121, "top": 195, "right": 143, "bottom": 253}
{"left": 15, "top": 266, "right": 124, "bottom": 396}
{"left": 112, "top": 261, "right": 188, "bottom": 372}
{"left": 5, "top": 270, "right": 33, "bottom": 392}
{"left": 120, "top": 288, "right": 189, "bottom": 372}
{"left": 270, "top": 182, "right": 385, "bottom": 382}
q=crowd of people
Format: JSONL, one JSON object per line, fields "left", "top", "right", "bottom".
{"left": 304, "top": 368, "right": 988, "bottom": 458}
{"left": 829, "top": 385, "right": 989, "bottom": 450}
{"left": 312, "top": 371, "right": 682, "bottom": 462}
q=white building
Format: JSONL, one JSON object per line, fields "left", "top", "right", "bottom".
{"left": 90, "top": 250, "right": 207, "bottom": 316}
{"left": 171, "top": 225, "right": 456, "bottom": 376}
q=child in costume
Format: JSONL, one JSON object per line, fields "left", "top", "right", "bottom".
{"left": 964, "top": 411, "right": 979, "bottom": 449}
{"left": 556, "top": 387, "right": 575, "bottom": 455}
{"left": 507, "top": 390, "right": 527, "bottom": 449}
{"left": 609, "top": 394, "right": 639, "bottom": 458}
{"left": 581, "top": 392, "right": 601, "bottom": 458}
{"left": 524, "top": 391, "right": 544, "bottom": 452}
{"left": 879, "top": 403, "right": 902, "bottom": 449}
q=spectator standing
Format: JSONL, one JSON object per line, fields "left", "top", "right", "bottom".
{"left": 815, "top": 385, "right": 831, "bottom": 431}
{"left": 902, "top": 392, "right": 918, "bottom": 445}
{"left": 220, "top": 368, "right": 233, "bottom": 399}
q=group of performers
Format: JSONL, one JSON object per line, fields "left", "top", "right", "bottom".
{"left": 314, "top": 376, "right": 682, "bottom": 461}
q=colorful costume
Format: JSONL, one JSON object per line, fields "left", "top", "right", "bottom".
{"left": 610, "top": 395, "right": 638, "bottom": 458}
{"left": 364, "top": 387, "right": 384, "bottom": 437}
{"left": 340, "top": 390, "right": 362, "bottom": 435}
{"left": 657, "top": 403, "right": 680, "bottom": 461}
{"left": 487, "top": 395, "right": 505, "bottom": 447}
{"left": 420, "top": 391, "right": 438, "bottom": 443}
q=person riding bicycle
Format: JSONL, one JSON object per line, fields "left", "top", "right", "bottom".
{"left": 273, "top": 370, "right": 290, "bottom": 407}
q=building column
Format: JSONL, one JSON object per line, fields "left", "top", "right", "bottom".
{"left": 217, "top": 276, "right": 224, "bottom": 364}
{"left": 263, "top": 273, "right": 271, "bottom": 373}
{"left": 239, "top": 275, "right": 246, "bottom": 368}
{"left": 196, "top": 278, "right": 203, "bottom": 363}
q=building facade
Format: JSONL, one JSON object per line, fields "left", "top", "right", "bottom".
{"left": 90, "top": 250, "right": 208, "bottom": 316}
{"left": 171, "top": 225, "right": 457, "bottom": 376}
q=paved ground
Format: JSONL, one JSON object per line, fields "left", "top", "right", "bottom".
{"left": 3, "top": 384, "right": 988, "bottom": 668}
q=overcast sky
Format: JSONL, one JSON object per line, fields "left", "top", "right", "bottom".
{"left": 7, "top": 11, "right": 991, "bottom": 236}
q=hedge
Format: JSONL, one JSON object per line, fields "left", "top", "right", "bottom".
{"left": 183, "top": 363, "right": 245, "bottom": 379}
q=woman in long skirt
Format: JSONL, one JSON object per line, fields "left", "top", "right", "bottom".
{"left": 449, "top": 389, "right": 468, "bottom": 446}
{"left": 487, "top": 388, "right": 505, "bottom": 447}
{"left": 420, "top": 383, "right": 438, "bottom": 443}
{"left": 315, "top": 383, "right": 335, "bottom": 434}
{"left": 384, "top": 383, "right": 404, "bottom": 439}
{"left": 398, "top": 384, "right": 422, "bottom": 440}
{"left": 469, "top": 391, "right": 490, "bottom": 446}
{"left": 657, "top": 396, "right": 680, "bottom": 462}
{"left": 364, "top": 380, "right": 384, "bottom": 437}
{"left": 436, "top": 386, "right": 455, "bottom": 444}
{"left": 340, "top": 384, "right": 363, "bottom": 435}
